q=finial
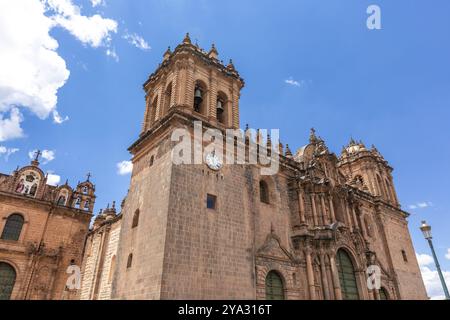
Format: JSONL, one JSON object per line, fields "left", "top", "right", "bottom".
{"left": 163, "top": 46, "right": 172, "bottom": 60}
{"left": 278, "top": 142, "right": 284, "bottom": 154}
{"left": 86, "top": 172, "right": 91, "bottom": 182}
{"left": 112, "top": 201, "right": 116, "bottom": 209}
{"left": 208, "top": 43, "right": 218, "bottom": 59}
{"left": 285, "top": 144, "right": 293, "bottom": 157}
{"left": 309, "top": 128, "right": 318, "bottom": 143}
{"left": 227, "top": 59, "right": 235, "bottom": 70}
{"left": 245, "top": 124, "right": 249, "bottom": 131}
{"left": 106, "top": 203, "right": 110, "bottom": 209}
{"left": 31, "top": 150, "right": 41, "bottom": 166}
{"left": 183, "top": 32, "right": 191, "bottom": 44}
{"left": 65, "top": 179, "right": 69, "bottom": 185}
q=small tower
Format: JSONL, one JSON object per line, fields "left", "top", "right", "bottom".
{"left": 140, "top": 33, "right": 245, "bottom": 133}
{"left": 72, "top": 173, "right": 96, "bottom": 212}
{"left": 338, "top": 139, "right": 399, "bottom": 207}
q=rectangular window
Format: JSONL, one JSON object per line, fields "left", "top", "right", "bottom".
{"left": 206, "top": 194, "right": 217, "bottom": 210}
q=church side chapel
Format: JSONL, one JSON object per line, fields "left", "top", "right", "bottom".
{"left": 0, "top": 152, "right": 94, "bottom": 300}
{"left": 96, "top": 35, "right": 427, "bottom": 300}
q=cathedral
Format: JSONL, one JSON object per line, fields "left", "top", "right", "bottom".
{"left": 1, "top": 34, "right": 428, "bottom": 300}
{"left": 0, "top": 153, "right": 95, "bottom": 300}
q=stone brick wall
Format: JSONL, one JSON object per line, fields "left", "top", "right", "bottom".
{"left": 0, "top": 193, "right": 90, "bottom": 300}
{"left": 111, "top": 134, "right": 174, "bottom": 299}
{"left": 98, "top": 221, "right": 121, "bottom": 300}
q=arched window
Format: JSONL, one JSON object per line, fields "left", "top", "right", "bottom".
{"left": 216, "top": 92, "right": 228, "bottom": 125}
{"left": 265, "top": 271, "right": 285, "bottom": 300}
{"left": 57, "top": 195, "right": 66, "bottom": 206}
{"left": 193, "top": 81, "right": 207, "bottom": 115}
{"left": 336, "top": 249, "right": 359, "bottom": 300}
{"left": 84, "top": 200, "right": 90, "bottom": 211}
{"left": 127, "top": 254, "right": 133, "bottom": 269}
{"left": 1, "top": 214, "right": 24, "bottom": 241}
{"left": 260, "top": 180, "right": 269, "bottom": 204}
{"left": 401, "top": 250, "right": 408, "bottom": 263}
{"left": 0, "top": 262, "right": 16, "bottom": 300}
{"left": 132, "top": 209, "right": 140, "bottom": 229}
{"left": 379, "top": 287, "right": 389, "bottom": 300}
{"left": 163, "top": 83, "right": 172, "bottom": 115}
{"left": 109, "top": 256, "right": 116, "bottom": 284}
{"left": 150, "top": 155, "right": 155, "bottom": 167}
{"left": 75, "top": 198, "right": 81, "bottom": 209}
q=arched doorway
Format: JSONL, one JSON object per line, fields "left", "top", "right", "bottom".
{"left": 0, "top": 262, "right": 16, "bottom": 300}
{"left": 336, "top": 249, "right": 360, "bottom": 300}
{"left": 265, "top": 271, "right": 285, "bottom": 300}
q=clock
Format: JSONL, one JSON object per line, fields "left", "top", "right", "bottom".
{"left": 205, "top": 151, "right": 222, "bottom": 171}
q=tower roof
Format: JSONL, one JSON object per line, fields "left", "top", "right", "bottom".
{"left": 144, "top": 33, "right": 244, "bottom": 90}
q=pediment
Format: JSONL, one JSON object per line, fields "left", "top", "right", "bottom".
{"left": 256, "top": 232, "right": 296, "bottom": 262}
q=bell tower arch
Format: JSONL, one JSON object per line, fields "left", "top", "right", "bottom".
{"left": 140, "top": 33, "right": 244, "bottom": 134}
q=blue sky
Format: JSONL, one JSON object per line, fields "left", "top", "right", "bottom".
{"left": 1, "top": 0, "right": 449, "bottom": 299}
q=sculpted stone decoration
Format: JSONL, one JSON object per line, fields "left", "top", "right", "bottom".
{"left": 257, "top": 232, "right": 297, "bottom": 263}
{"left": 15, "top": 170, "right": 40, "bottom": 197}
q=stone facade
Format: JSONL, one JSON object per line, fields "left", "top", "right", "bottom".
{"left": 0, "top": 157, "right": 94, "bottom": 300}
{"left": 80, "top": 203, "right": 121, "bottom": 300}
{"left": 105, "top": 35, "right": 428, "bottom": 300}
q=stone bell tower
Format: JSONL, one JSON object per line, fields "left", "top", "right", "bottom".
{"left": 140, "top": 33, "right": 244, "bottom": 133}
{"left": 338, "top": 139, "right": 400, "bottom": 207}
{"left": 111, "top": 35, "right": 247, "bottom": 300}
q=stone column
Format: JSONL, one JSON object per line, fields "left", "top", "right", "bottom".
{"left": 154, "top": 87, "right": 163, "bottom": 122}
{"left": 297, "top": 189, "right": 306, "bottom": 224}
{"left": 305, "top": 249, "right": 316, "bottom": 300}
{"left": 319, "top": 254, "right": 331, "bottom": 300}
{"left": 328, "top": 194, "right": 336, "bottom": 223}
{"left": 208, "top": 70, "right": 217, "bottom": 120}
{"left": 344, "top": 203, "right": 353, "bottom": 232}
{"left": 329, "top": 254, "right": 343, "bottom": 300}
{"left": 320, "top": 194, "right": 329, "bottom": 225}
{"left": 311, "top": 194, "right": 318, "bottom": 226}
{"left": 232, "top": 83, "right": 240, "bottom": 129}
{"left": 351, "top": 205, "right": 359, "bottom": 231}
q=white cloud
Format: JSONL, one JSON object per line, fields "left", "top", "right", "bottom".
{"left": 0, "top": 108, "right": 24, "bottom": 141}
{"left": 28, "top": 149, "right": 55, "bottom": 164}
{"left": 117, "top": 160, "right": 133, "bottom": 175}
{"left": 0, "top": 145, "right": 19, "bottom": 161}
{"left": 52, "top": 110, "right": 69, "bottom": 124}
{"left": 446, "top": 248, "right": 450, "bottom": 260}
{"left": 0, "top": 0, "right": 119, "bottom": 142}
{"left": 90, "top": 0, "right": 105, "bottom": 7}
{"left": 284, "top": 77, "right": 310, "bottom": 88}
{"left": 419, "top": 265, "right": 450, "bottom": 300}
{"left": 46, "top": 172, "right": 61, "bottom": 186}
{"left": 0, "top": 0, "right": 69, "bottom": 140}
{"left": 106, "top": 47, "right": 119, "bottom": 62}
{"left": 417, "top": 252, "right": 450, "bottom": 300}
{"left": 416, "top": 253, "right": 434, "bottom": 267}
{"left": 409, "top": 201, "right": 433, "bottom": 210}
{"left": 47, "top": 0, "right": 118, "bottom": 48}
{"left": 123, "top": 33, "right": 151, "bottom": 51}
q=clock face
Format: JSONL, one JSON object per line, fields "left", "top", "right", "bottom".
{"left": 205, "top": 152, "right": 222, "bottom": 171}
